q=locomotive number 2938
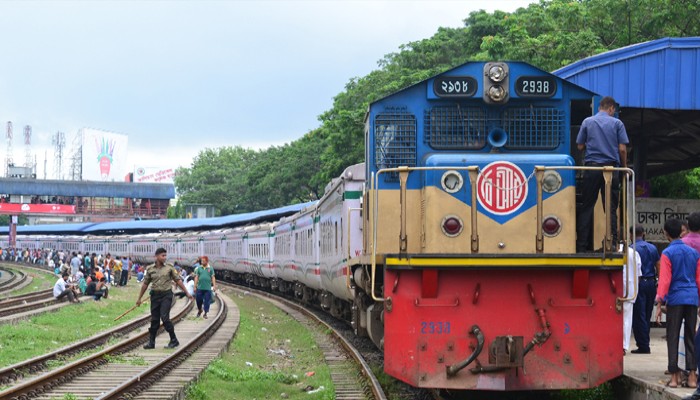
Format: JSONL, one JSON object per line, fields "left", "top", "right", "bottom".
{"left": 515, "top": 76, "right": 557, "bottom": 97}
{"left": 420, "top": 321, "right": 451, "bottom": 334}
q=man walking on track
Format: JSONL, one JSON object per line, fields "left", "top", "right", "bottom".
{"left": 195, "top": 256, "right": 216, "bottom": 319}
{"left": 136, "top": 248, "right": 193, "bottom": 349}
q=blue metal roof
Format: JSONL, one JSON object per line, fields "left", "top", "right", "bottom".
{"left": 1, "top": 201, "right": 317, "bottom": 236}
{"left": 0, "top": 178, "right": 175, "bottom": 199}
{"left": 554, "top": 37, "right": 700, "bottom": 110}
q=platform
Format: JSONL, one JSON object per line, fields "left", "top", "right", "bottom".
{"left": 624, "top": 326, "right": 698, "bottom": 400}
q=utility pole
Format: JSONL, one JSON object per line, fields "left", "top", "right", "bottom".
{"left": 24, "top": 125, "right": 32, "bottom": 177}
{"left": 5, "top": 121, "right": 13, "bottom": 177}
{"left": 52, "top": 131, "right": 65, "bottom": 180}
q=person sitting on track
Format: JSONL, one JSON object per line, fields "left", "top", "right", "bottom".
{"left": 85, "top": 276, "right": 109, "bottom": 301}
{"left": 53, "top": 272, "right": 80, "bottom": 304}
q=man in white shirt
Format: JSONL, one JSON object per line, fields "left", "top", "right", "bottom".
{"left": 53, "top": 272, "right": 79, "bottom": 303}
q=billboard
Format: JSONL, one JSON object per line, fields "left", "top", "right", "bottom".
{"left": 0, "top": 203, "right": 76, "bottom": 214}
{"left": 81, "top": 128, "right": 129, "bottom": 182}
{"left": 133, "top": 166, "right": 176, "bottom": 184}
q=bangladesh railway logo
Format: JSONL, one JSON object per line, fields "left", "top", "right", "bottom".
{"left": 477, "top": 161, "right": 528, "bottom": 215}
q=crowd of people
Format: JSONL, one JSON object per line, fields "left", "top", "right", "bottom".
{"left": 2, "top": 246, "right": 217, "bottom": 322}
{"left": 623, "top": 213, "right": 700, "bottom": 400}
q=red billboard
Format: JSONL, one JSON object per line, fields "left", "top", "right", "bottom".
{"left": 0, "top": 203, "right": 76, "bottom": 214}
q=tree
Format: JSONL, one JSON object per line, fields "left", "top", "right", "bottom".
{"left": 651, "top": 169, "right": 700, "bottom": 199}
{"left": 175, "top": 0, "right": 700, "bottom": 212}
{"left": 174, "top": 146, "right": 258, "bottom": 215}
{"left": 0, "top": 214, "right": 29, "bottom": 226}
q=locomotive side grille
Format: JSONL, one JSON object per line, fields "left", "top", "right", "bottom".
{"left": 425, "top": 106, "right": 486, "bottom": 149}
{"left": 502, "top": 107, "right": 564, "bottom": 149}
{"left": 375, "top": 110, "right": 417, "bottom": 182}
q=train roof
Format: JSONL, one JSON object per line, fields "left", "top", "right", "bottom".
{"left": 1, "top": 201, "right": 317, "bottom": 236}
{"left": 368, "top": 60, "right": 598, "bottom": 107}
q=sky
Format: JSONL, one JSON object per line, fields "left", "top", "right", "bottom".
{"left": 0, "top": 0, "right": 534, "bottom": 180}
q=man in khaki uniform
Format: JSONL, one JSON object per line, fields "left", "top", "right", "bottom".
{"left": 136, "top": 248, "right": 193, "bottom": 349}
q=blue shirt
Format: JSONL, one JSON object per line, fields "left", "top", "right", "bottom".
{"left": 632, "top": 239, "right": 660, "bottom": 278}
{"left": 576, "top": 111, "right": 629, "bottom": 165}
{"left": 661, "top": 240, "right": 700, "bottom": 306}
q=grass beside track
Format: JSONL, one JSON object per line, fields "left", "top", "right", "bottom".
{"left": 0, "top": 263, "right": 56, "bottom": 298}
{"left": 186, "top": 289, "right": 334, "bottom": 400}
{"left": 0, "top": 281, "right": 145, "bottom": 368}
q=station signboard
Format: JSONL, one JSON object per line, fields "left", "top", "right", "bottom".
{"left": 133, "top": 167, "right": 175, "bottom": 184}
{"left": 635, "top": 198, "right": 700, "bottom": 242}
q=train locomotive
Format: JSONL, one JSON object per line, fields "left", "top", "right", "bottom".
{"left": 3, "top": 60, "right": 633, "bottom": 392}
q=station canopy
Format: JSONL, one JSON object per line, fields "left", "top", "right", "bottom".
{"left": 0, "top": 201, "right": 317, "bottom": 236}
{"left": 554, "top": 37, "right": 700, "bottom": 179}
{"left": 0, "top": 178, "right": 175, "bottom": 199}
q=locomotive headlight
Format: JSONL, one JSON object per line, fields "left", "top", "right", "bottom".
{"left": 441, "top": 170, "right": 463, "bottom": 193}
{"left": 488, "top": 85, "right": 507, "bottom": 102}
{"left": 542, "top": 215, "right": 562, "bottom": 237}
{"left": 441, "top": 215, "right": 463, "bottom": 237}
{"left": 488, "top": 65, "right": 507, "bottom": 82}
{"left": 542, "top": 170, "right": 562, "bottom": 193}
{"left": 483, "top": 62, "right": 509, "bottom": 104}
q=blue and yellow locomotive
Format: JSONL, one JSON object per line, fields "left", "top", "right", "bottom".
{"left": 365, "top": 61, "right": 630, "bottom": 390}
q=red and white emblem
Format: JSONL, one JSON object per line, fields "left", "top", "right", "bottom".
{"left": 477, "top": 161, "right": 528, "bottom": 215}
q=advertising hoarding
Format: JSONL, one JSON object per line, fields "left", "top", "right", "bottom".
{"left": 81, "top": 128, "right": 129, "bottom": 182}
{"left": 0, "top": 203, "right": 76, "bottom": 214}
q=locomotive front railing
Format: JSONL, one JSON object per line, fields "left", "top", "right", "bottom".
{"left": 535, "top": 165, "right": 636, "bottom": 305}
{"left": 369, "top": 165, "right": 635, "bottom": 303}
{"left": 371, "top": 165, "right": 480, "bottom": 302}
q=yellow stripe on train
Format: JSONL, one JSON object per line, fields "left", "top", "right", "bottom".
{"left": 385, "top": 256, "right": 625, "bottom": 268}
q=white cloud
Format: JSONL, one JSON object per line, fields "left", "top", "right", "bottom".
{"left": 0, "top": 0, "right": 534, "bottom": 180}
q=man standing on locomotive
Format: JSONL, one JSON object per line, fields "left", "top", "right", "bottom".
{"left": 575, "top": 96, "right": 629, "bottom": 252}
{"left": 136, "top": 248, "right": 194, "bottom": 349}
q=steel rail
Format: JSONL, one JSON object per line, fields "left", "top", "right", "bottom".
{"left": 0, "top": 298, "right": 194, "bottom": 399}
{"left": 96, "top": 295, "right": 227, "bottom": 399}
{"left": 0, "top": 268, "right": 23, "bottom": 293}
{"left": 224, "top": 282, "right": 387, "bottom": 400}
{"left": 0, "top": 297, "right": 58, "bottom": 318}
{"left": 0, "top": 295, "right": 183, "bottom": 385}
{"left": 0, "top": 289, "right": 53, "bottom": 307}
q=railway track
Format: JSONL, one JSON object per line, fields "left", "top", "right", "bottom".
{"left": 0, "top": 293, "right": 239, "bottom": 400}
{"left": 0, "top": 288, "right": 57, "bottom": 314}
{"left": 224, "top": 282, "right": 388, "bottom": 400}
{"left": 0, "top": 289, "right": 54, "bottom": 307}
{"left": 0, "top": 267, "right": 28, "bottom": 295}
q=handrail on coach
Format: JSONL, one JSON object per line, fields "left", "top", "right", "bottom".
{"left": 346, "top": 207, "right": 362, "bottom": 290}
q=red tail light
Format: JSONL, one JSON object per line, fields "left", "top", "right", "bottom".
{"left": 542, "top": 216, "right": 561, "bottom": 236}
{"left": 442, "top": 216, "right": 463, "bottom": 237}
